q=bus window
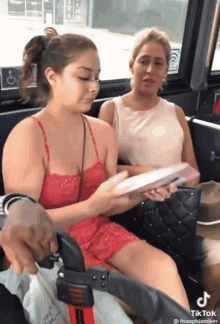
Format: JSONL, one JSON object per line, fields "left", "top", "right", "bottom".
{"left": 211, "top": 26, "right": 220, "bottom": 72}
{"left": 0, "top": 0, "right": 190, "bottom": 81}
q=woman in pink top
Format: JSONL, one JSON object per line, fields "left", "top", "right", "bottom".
{"left": 2, "top": 27, "right": 190, "bottom": 313}
{"left": 99, "top": 27, "right": 219, "bottom": 312}
{"left": 99, "top": 27, "right": 199, "bottom": 184}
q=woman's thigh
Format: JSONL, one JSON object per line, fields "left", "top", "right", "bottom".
{"left": 108, "top": 240, "right": 177, "bottom": 282}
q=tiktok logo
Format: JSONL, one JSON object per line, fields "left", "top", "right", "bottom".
{"left": 196, "top": 291, "right": 211, "bottom": 308}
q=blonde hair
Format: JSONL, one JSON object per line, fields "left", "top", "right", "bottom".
{"left": 131, "top": 27, "right": 171, "bottom": 64}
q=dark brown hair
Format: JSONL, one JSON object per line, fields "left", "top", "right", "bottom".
{"left": 19, "top": 27, "right": 97, "bottom": 105}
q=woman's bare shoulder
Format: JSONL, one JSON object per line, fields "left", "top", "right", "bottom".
{"left": 98, "top": 100, "right": 115, "bottom": 126}
{"left": 5, "top": 115, "right": 43, "bottom": 148}
{"left": 175, "top": 105, "right": 186, "bottom": 119}
{"left": 85, "top": 115, "right": 114, "bottom": 132}
{"left": 175, "top": 105, "right": 191, "bottom": 135}
{"left": 100, "top": 99, "right": 116, "bottom": 110}
{"left": 85, "top": 115, "right": 115, "bottom": 152}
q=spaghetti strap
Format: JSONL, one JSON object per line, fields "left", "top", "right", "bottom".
{"left": 29, "top": 116, "right": 50, "bottom": 168}
{"left": 83, "top": 115, "right": 101, "bottom": 163}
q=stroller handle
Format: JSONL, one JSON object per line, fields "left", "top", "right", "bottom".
{"left": 56, "top": 227, "right": 85, "bottom": 272}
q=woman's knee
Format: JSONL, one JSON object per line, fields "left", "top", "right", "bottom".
{"left": 110, "top": 241, "right": 178, "bottom": 280}
{"left": 128, "top": 244, "right": 178, "bottom": 277}
{"left": 153, "top": 250, "right": 178, "bottom": 275}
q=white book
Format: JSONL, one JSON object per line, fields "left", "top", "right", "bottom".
{"left": 115, "top": 163, "right": 200, "bottom": 194}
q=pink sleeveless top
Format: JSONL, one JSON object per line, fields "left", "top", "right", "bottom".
{"left": 113, "top": 97, "right": 184, "bottom": 167}
{"left": 34, "top": 116, "right": 140, "bottom": 269}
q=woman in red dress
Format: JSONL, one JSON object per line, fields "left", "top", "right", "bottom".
{"left": 2, "top": 27, "right": 190, "bottom": 312}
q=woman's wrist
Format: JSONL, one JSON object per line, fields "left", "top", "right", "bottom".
{"left": 3, "top": 194, "right": 36, "bottom": 216}
{"left": 86, "top": 196, "right": 100, "bottom": 216}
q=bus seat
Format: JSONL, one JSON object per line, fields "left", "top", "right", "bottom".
{"left": 87, "top": 99, "right": 108, "bottom": 118}
{"left": 196, "top": 90, "right": 216, "bottom": 115}
{"left": 189, "top": 114, "right": 220, "bottom": 182}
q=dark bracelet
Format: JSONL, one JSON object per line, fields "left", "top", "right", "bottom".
{"left": 3, "top": 194, "right": 37, "bottom": 216}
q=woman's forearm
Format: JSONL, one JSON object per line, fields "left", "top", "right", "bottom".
{"left": 117, "top": 165, "right": 156, "bottom": 177}
{"left": 107, "top": 194, "right": 143, "bottom": 217}
{"left": 46, "top": 198, "right": 96, "bottom": 228}
{"left": 47, "top": 191, "right": 141, "bottom": 226}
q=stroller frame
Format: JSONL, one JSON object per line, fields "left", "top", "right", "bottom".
{"left": 37, "top": 227, "right": 195, "bottom": 324}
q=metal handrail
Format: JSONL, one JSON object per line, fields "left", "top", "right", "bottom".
{"left": 186, "top": 116, "right": 220, "bottom": 131}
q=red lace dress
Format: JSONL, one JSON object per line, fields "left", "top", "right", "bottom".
{"left": 35, "top": 116, "right": 140, "bottom": 270}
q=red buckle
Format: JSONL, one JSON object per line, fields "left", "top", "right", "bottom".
{"left": 68, "top": 305, "right": 96, "bottom": 324}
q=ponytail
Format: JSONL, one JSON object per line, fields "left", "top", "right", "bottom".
{"left": 19, "top": 27, "right": 58, "bottom": 104}
{"left": 20, "top": 27, "right": 97, "bottom": 106}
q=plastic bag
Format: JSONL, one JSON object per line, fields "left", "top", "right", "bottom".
{"left": 0, "top": 265, "right": 30, "bottom": 299}
{"left": 93, "top": 290, "right": 133, "bottom": 324}
{"left": 0, "top": 263, "right": 133, "bottom": 324}
{"left": 0, "top": 265, "right": 32, "bottom": 322}
{"left": 0, "top": 262, "right": 69, "bottom": 324}
{"left": 23, "top": 262, "right": 70, "bottom": 324}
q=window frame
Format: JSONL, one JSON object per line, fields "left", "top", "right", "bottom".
{"left": 0, "top": 0, "right": 208, "bottom": 103}
{"left": 209, "top": 12, "right": 220, "bottom": 85}
{"left": 97, "top": 0, "right": 205, "bottom": 99}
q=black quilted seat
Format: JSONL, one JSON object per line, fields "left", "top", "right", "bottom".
{"left": 110, "top": 188, "right": 201, "bottom": 273}
{"left": 110, "top": 187, "right": 205, "bottom": 305}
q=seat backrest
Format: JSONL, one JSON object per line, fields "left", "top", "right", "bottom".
{"left": 190, "top": 114, "right": 220, "bottom": 182}
{"left": 0, "top": 108, "right": 41, "bottom": 195}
